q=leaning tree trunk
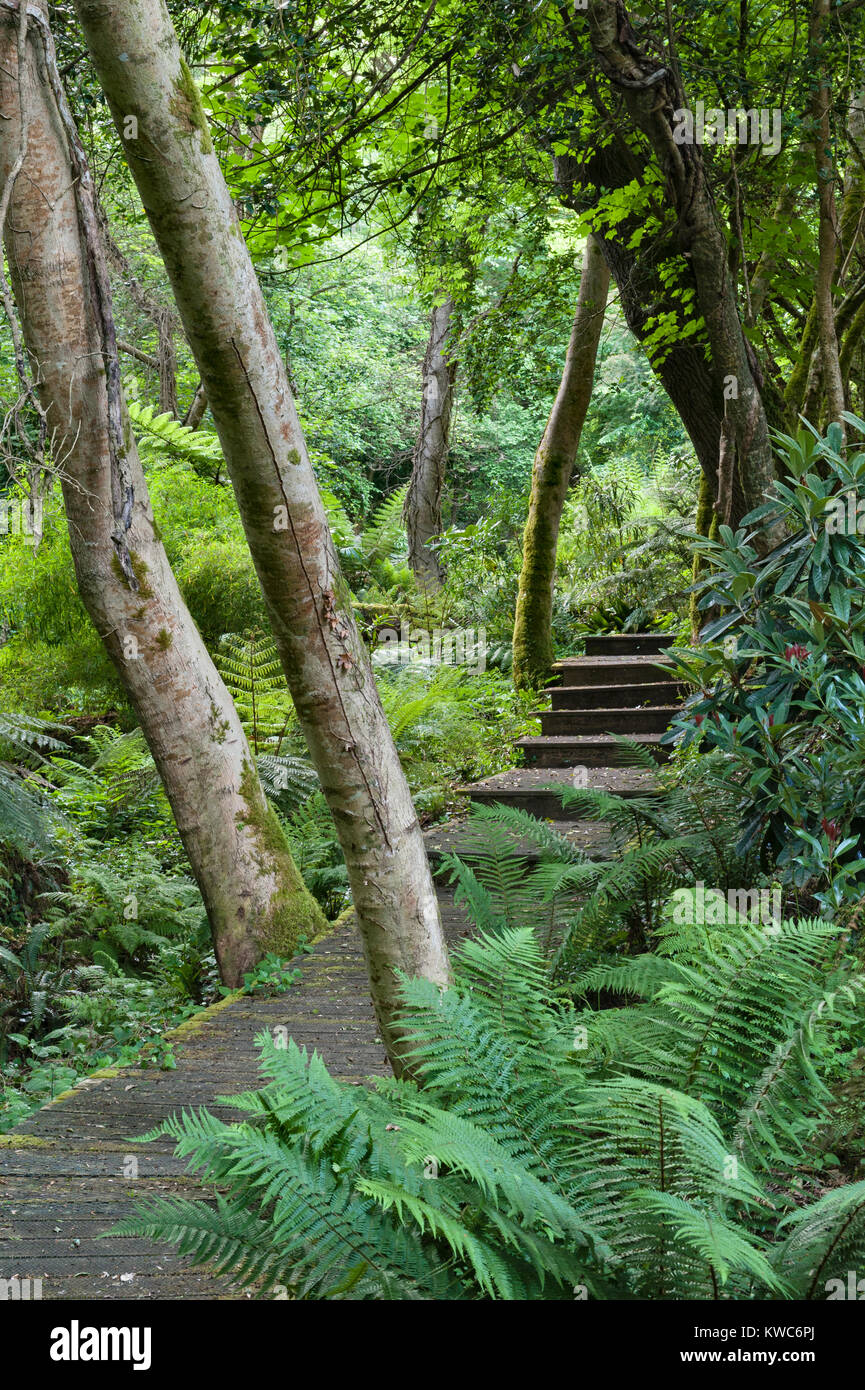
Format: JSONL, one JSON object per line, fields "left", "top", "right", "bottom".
{"left": 789, "top": 66, "right": 865, "bottom": 423}
{"left": 183, "top": 381, "right": 208, "bottom": 429}
{"left": 553, "top": 150, "right": 750, "bottom": 524}
{"left": 0, "top": 0, "right": 325, "bottom": 986}
{"left": 512, "top": 235, "right": 609, "bottom": 688}
{"left": 404, "top": 295, "right": 456, "bottom": 588}
{"left": 578, "top": 0, "right": 778, "bottom": 530}
{"left": 72, "top": 0, "right": 451, "bottom": 1071}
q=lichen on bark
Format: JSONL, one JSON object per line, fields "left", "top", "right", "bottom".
{"left": 111, "top": 549, "right": 153, "bottom": 596}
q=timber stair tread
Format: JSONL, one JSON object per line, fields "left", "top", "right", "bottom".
{"left": 553, "top": 654, "right": 673, "bottom": 667}
{"left": 527, "top": 706, "right": 679, "bottom": 733}
{"left": 549, "top": 681, "right": 684, "bottom": 709}
{"left": 536, "top": 700, "right": 681, "bottom": 713}
{"left": 552, "top": 655, "right": 676, "bottom": 688}
{"left": 457, "top": 767, "right": 660, "bottom": 797}
{"left": 462, "top": 631, "right": 681, "bottom": 801}
{"left": 579, "top": 633, "right": 671, "bottom": 655}
{"left": 514, "top": 732, "right": 671, "bottom": 766}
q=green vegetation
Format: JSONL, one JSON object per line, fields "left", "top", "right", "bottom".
{"left": 2, "top": 0, "right": 865, "bottom": 1318}
{"left": 112, "top": 918, "right": 865, "bottom": 1300}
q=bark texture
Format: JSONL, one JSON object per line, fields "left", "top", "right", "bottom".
{"left": 183, "top": 381, "right": 208, "bottom": 429}
{"left": 512, "top": 234, "right": 609, "bottom": 688}
{"left": 788, "top": 69, "right": 865, "bottom": 423}
{"left": 0, "top": 0, "right": 325, "bottom": 985}
{"left": 553, "top": 151, "right": 743, "bottom": 520}
{"left": 809, "top": 0, "right": 846, "bottom": 431}
{"left": 404, "top": 296, "right": 455, "bottom": 588}
{"left": 576, "top": 1, "right": 778, "bottom": 528}
{"left": 72, "top": 0, "right": 450, "bottom": 1070}
{"left": 690, "top": 470, "right": 716, "bottom": 642}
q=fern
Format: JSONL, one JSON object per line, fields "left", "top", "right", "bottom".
{"left": 128, "top": 400, "right": 225, "bottom": 480}
{"left": 215, "top": 629, "right": 289, "bottom": 755}
{"left": 256, "top": 754, "right": 319, "bottom": 811}
{"left": 283, "top": 793, "right": 349, "bottom": 917}
{"left": 215, "top": 629, "right": 318, "bottom": 804}
{"left": 0, "top": 713, "right": 70, "bottom": 764}
{"left": 0, "top": 714, "right": 69, "bottom": 858}
{"left": 361, "top": 485, "right": 409, "bottom": 567}
{"left": 0, "top": 768, "right": 56, "bottom": 858}
{"left": 319, "top": 489, "right": 363, "bottom": 564}
{"left": 105, "top": 919, "right": 863, "bottom": 1300}
{"left": 450, "top": 748, "right": 770, "bottom": 971}
{"left": 574, "top": 916, "right": 864, "bottom": 1183}
{"left": 773, "top": 1182, "right": 865, "bottom": 1298}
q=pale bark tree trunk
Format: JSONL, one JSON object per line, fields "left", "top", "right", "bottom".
{"left": 789, "top": 64, "right": 865, "bottom": 424}
{"left": 747, "top": 187, "right": 796, "bottom": 329}
{"left": 0, "top": 0, "right": 325, "bottom": 986}
{"left": 512, "top": 235, "right": 609, "bottom": 688}
{"left": 71, "top": 0, "right": 451, "bottom": 1071}
{"left": 690, "top": 471, "right": 716, "bottom": 642}
{"left": 786, "top": 299, "right": 820, "bottom": 418}
{"left": 183, "top": 381, "right": 208, "bottom": 429}
{"left": 577, "top": 0, "right": 778, "bottom": 530}
{"left": 404, "top": 295, "right": 455, "bottom": 588}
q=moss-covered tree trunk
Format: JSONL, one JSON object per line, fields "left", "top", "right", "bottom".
{"left": 0, "top": 0, "right": 324, "bottom": 986}
{"left": 690, "top": 471, "right": 718, "bottom": 642}
{"left": 72, "top": 0, "right": 451, "bottom": 1071}
{"left": 404, "top": 295, "right": 455, "bottom": 588}
{"left": 512, "top": 235, "right": 609, "bottom": 688}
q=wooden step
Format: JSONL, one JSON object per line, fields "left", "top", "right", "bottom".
{"left": 550, "top": 681, "right": 685, "bottom": 711}
{"left": 552, "top": 655, "right": 676, "bottom": 687}
{"left": 457, "top": 766, "right": 661, "bottom": 820}
{"left": 529, "top": 706, "right": 679, "bottom": 737}
{"left": 583, "top": 633, "right": 672, "bottom": 656}
{"left": 515, "top": 734, "right": 672, "bottom": 767}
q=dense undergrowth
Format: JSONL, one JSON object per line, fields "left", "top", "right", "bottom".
{"left": 1, "top": 262, "right": 688, "bottom": 1130}
{"left": 2, "top": 216, "right": 863, "bottom": 1295}
{"left": 96, "top": 425, "right": 865, "bottom": 1297}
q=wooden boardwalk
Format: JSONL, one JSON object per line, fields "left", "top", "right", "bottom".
{"left": 0, "top": 633, "right": 678, "bottom": 1301}
{"left": 0, "top": 894, "right": 472, "bottom": 1301}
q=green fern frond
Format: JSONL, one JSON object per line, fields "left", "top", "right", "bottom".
{"left": 0, "top": 767, "right": 57, "bottom": 857}
{"left": 772, "top": 1181, "right": 865, "bottom": 1299}
{"left": 128, "top": 400, "right": 224, "bottom": 477}
{"left": 103, "top": 920, "right": 864, "bottom": 1303}
{"left": 361, "top": 485, "right": 409, "bottom": 564}
{"left": 627, "top": 1191, "right": 785, "bottom": 1297}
